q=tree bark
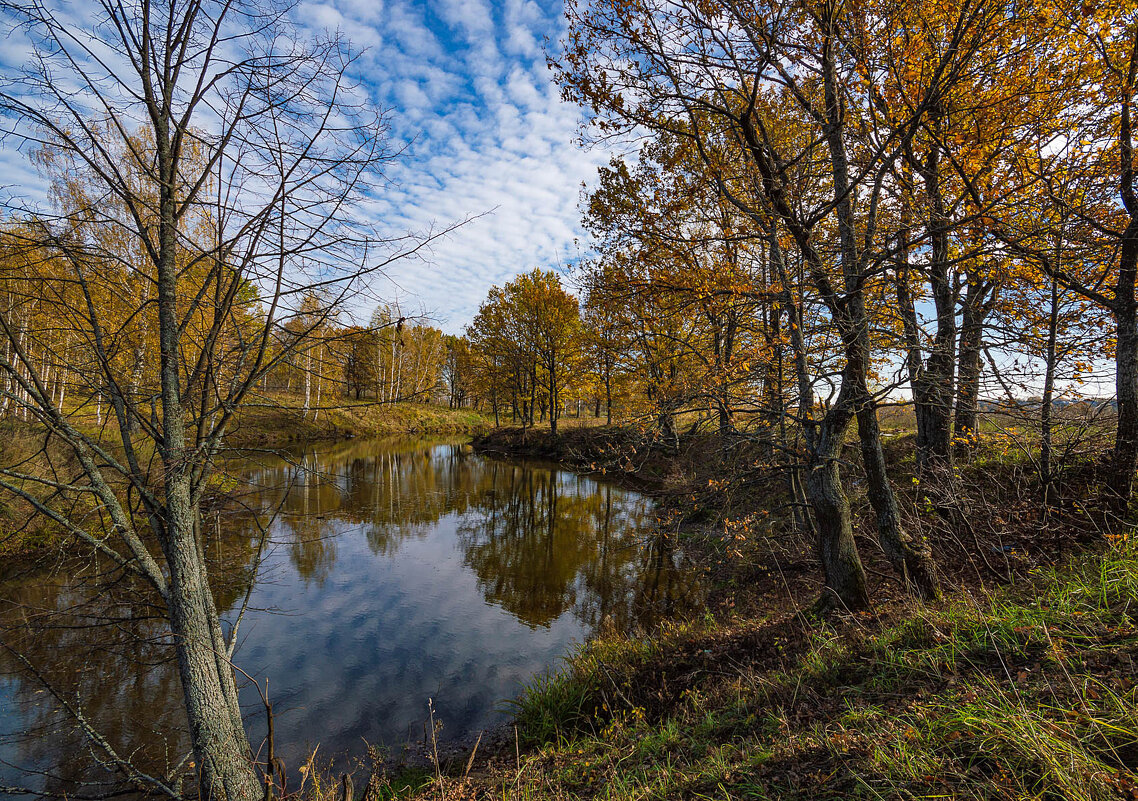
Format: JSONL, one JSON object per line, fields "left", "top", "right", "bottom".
{"left": 1041, "top": 275, "right": 1060, "bottom": 507}
{"left": 806, "top": 421, "right": 870, "bottom": 611}
{"left": 162, "top": 487, "right": 260, "bottom": 801}
{"left": 156, "top": 131, "right": 260, "bottom": 801}
{"left": 954, "top": 270, "right": 991, "bottom": 451}
{"left": 821, "top": 46, "right": 940, "bottom": 601}
{"left": 1112, "top": 257, "right": 1138, "bottom": 510}
{"left": 1109, "top": 92, "right": 1138, "bottom": 512}
{"left": 910, "top": 135, "right": 956, "bottom": 475}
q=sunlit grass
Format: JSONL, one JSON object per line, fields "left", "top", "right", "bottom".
{"left": 415, "top": 537, "right": 1138, "bottom": 800}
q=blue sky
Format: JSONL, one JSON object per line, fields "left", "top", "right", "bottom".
{"left": 0, "top": 0, "right": 605, "bottom": 334}
{"left": 298, "top": 0, "right": 605, "bottom": 331}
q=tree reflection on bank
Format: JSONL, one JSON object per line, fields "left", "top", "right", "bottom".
{"left": 0, "top": 438, "right": 702, "bottom": 795}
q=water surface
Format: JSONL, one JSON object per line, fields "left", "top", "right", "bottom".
{"left": 0, "top": 437, "right": 701, "bottom": 792}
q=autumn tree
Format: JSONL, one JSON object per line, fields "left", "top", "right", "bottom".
{"left": 553, "top": 0, "right": 1016, "bottom": 605}
{"left": 580, "top": 277, "right": 628, "bottom": 425}
{"left": 0, "top": 0, "right": 432, "bottom": 795}
{"left": 442, "top": 335, "right": 474, "bottom": 409}
{"left": 997, "top": 2, "right": 1138, "bottom": 510}
{"left": 466, "top": 270, "right": 582, "bottom": 434}
{"left": 343, "top": 326, "right": 379, "bottom": 400}
{"left": 581, "top": 139, "right": 775, "bottom": 439}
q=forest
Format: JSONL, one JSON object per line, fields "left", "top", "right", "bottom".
{"left": 1, "top": 0, "right": 1138, "bottom": 799}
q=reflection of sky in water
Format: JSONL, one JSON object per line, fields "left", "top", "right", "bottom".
{"left": 0, "top": 440, "right": 700, "bottom": 791}
{"left": 237, "top": 512, "right": 586, "bottom": 767}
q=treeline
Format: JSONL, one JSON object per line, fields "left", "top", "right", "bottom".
{"left": 0, "top": 221, "right": 464, "bottom": 422}
{"left": 259, "top": 298, "right": 462, "bottom": 413}
{"left": 0, "top": 129, "right": 470, "bottom": 426}
{"left": 442, "top": 0, "right": 1138, "bottom": 612}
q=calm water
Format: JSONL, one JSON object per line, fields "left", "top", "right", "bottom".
{"left": 0, "top": 437, "right": 701, "bottom": 793}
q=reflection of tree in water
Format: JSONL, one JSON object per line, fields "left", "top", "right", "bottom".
{"left": 230, "top": 439, "right": 700, "bottom": 629}
{"left": 233, "top": 440, "right": 488, "bottom": 577}
{"left": 456, "top": 464, "right": 595, "bottom": 627}
{"left": 0, "top": 438, "right": 702, "bottom": 794}
{"left": 457, "top": 466, "right": 699, "bottom": 631}
{"left": 0, "top": 503, "right": 263, "bottom": 795}
{"left": 0, "top": 566, "right": 194, "bottom": 794}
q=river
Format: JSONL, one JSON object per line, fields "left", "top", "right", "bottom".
{"left": 0, "top": 436, "right": 702, "bottom": 794}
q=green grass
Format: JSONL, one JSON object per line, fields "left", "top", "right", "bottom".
{"left": 414, "top": 537, "right": 1138, "bottom": 800}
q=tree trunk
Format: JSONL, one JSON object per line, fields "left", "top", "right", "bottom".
{"left": 605, "top": 372, "right": 612, "bottom": 425}
{"left": 657, "top": 406, "right": 677, "bottom": 451}
{"left": 162, "top": 481, "right": 260, "bottom": 801}
{"left": 549, "top": 392, "right": 558, "bottom": 434}
{"left": 954, "top": 271, "right": 990, "bottom": 451}
{"left": 770, "top": 231, "right": 866, "bottom": 607}
{"left": 1041, "top": 275, "right": 1060, "bottom": 508}
{"left": 313, "top": 356, "right": 322, "bottom": 423}
{"left": 303, "top": 348, "right": 312, "bottom": 416}
{"left": 717, "top": 400, "right": 732, "bottom": 435}
{"left": 856, "top": 399, "right": 939, "bottom": 598}
{"left": 156, "top": 134, "right": 260, "bottom": 801}
{"left": 805, "top": 422, "right": 870, "bottom": 611}
{"left": 913, "top": 137, "right": 956, "bottom": 475}
{"left": 1112, "top": 280, "right": 1138, "bottom": 511}
{"left": 822, "top": 45, "right": 938, "bottom": 600}
{"left": 852, "top": 274, "right": 940, "bottom": 599}
{"left": 1109, "top": 92, "right": 1138, "bottom": 512}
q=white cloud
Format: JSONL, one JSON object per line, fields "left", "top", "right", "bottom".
{"left": 1, "top": 0, "right": 603, "bottom": 333}
{"left": 318, "top": 0, "right": 604, "bottom": 332}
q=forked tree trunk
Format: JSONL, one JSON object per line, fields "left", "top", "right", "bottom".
{"left": 856, "top": 399, "right": 939, "bottom": 599}
{"left": 156, "top": 140, "right": 260, "bottom": 800}
{"left": 954, "top": 272, "right": 990, "bottom": 451}
{"left": 805, "top": 420, "right": 870, "bottom": 611}
{"left": 823, "top": 49, "right": 940, "bottom": 601}
{"left": 770, "top": 233, "right": 868, "bottom": 608}
{"left": 912, "top": 137, "right": 956, "bottom": 475}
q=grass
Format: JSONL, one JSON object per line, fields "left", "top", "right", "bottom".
{"left": 0, "top": 396, "right": 492, "bottom": 557}
{"left": 222, "top": 395, "right": 491, "bottom": 447}
{"left": 388, "top": 535, "right": 1138, "bottom": 799}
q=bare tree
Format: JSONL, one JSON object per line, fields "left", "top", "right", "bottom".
{"left": 0, "top": 0, "right": 441, "bottom": 797}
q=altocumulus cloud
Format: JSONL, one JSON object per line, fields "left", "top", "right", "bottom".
{"left": 293, "top": 0, "right": 607, "bottom": 331}
{"left": 0, "top": 0, "right": 607, "bottom": 333}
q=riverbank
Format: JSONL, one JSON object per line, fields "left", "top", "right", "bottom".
{"left": 0, "top": 401, "right": 490, "bottom": 557}
{"left": 470, "top": 424, "right": 736, "bottom": 497}
{"left": 224, "top": 397, "right": 490, "bottom": 448}
{"left": 420, "top": 537, "right": 1137, "bottom": 800}
{"left": 378, "top": 423, "right": 1137, "bottom": 799}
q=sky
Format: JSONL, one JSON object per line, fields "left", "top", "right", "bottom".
{"left": 295, "top": 0, "right": 605, "bottom": 332}
{"left": 0, "top": 0, "right": 606, "bottom": 334}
